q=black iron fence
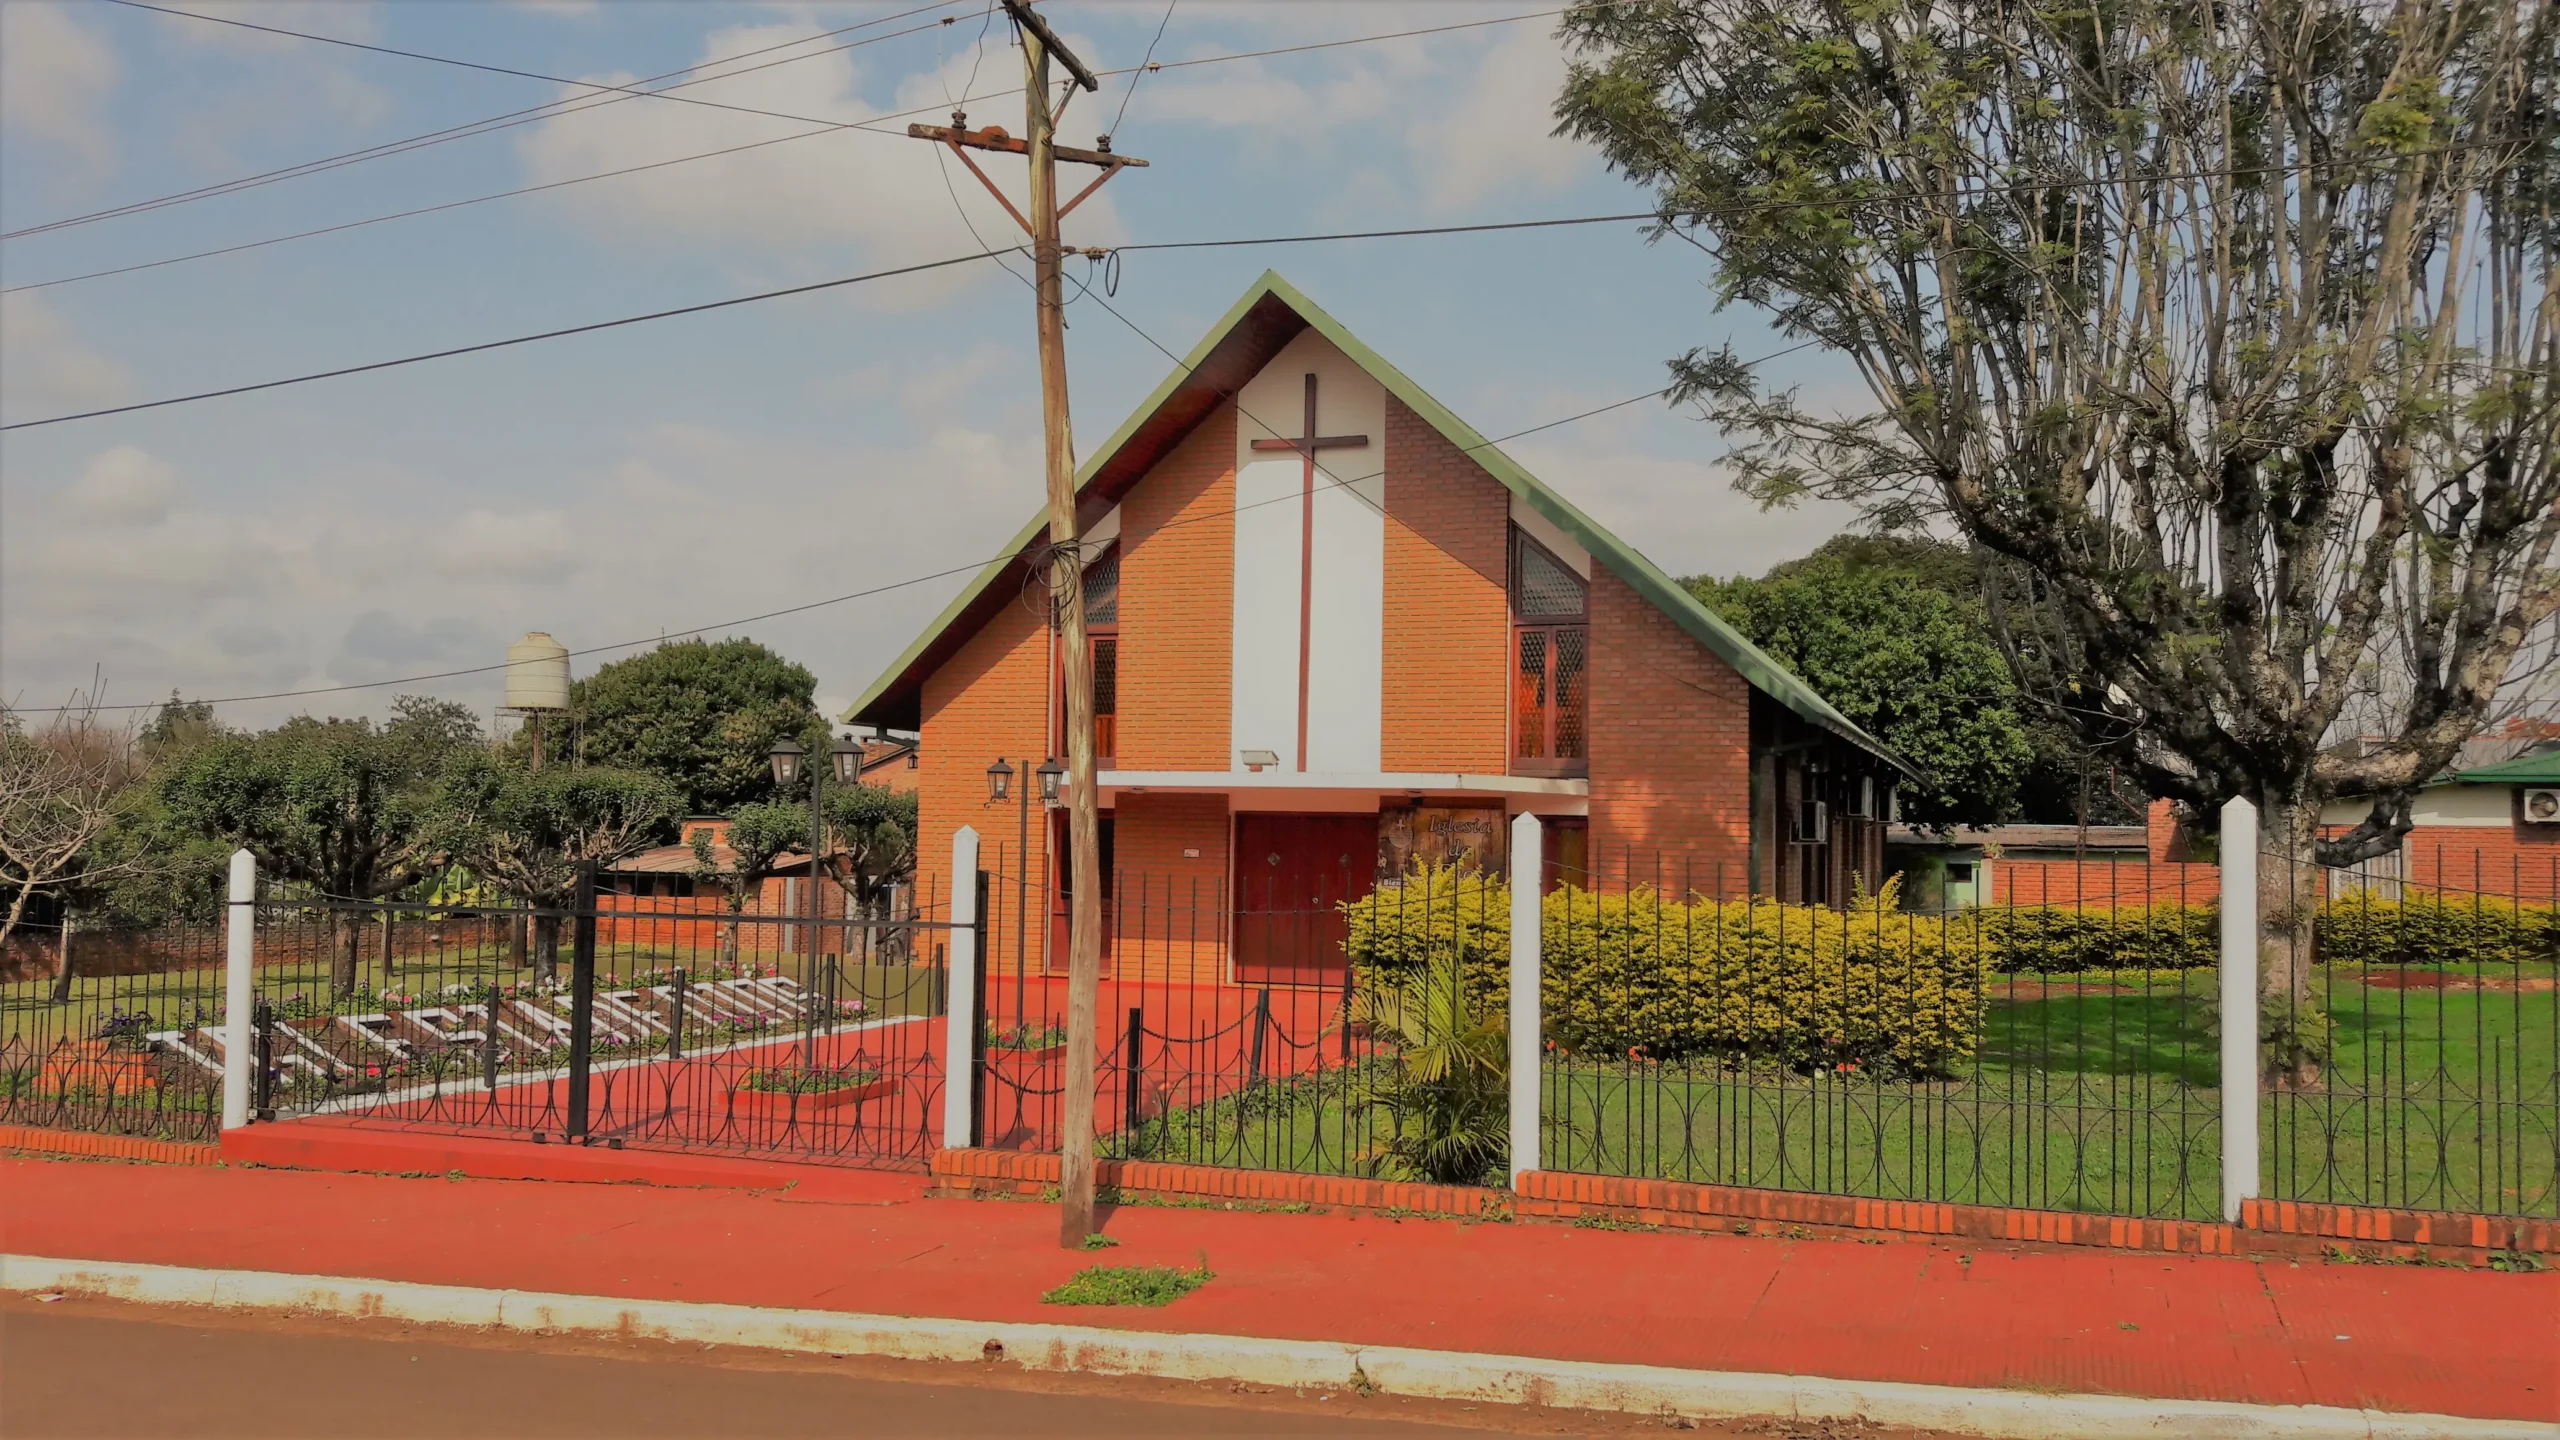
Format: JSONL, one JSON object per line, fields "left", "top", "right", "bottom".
{"left": 962, "top": 843, "right": 1465, "bottom": 1180}
{"left": 0, "top": 920, "right": 228, "bottom": 1142}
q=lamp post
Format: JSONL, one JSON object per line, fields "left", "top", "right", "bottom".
{"left": 986, "top": 755, "right": 1063, "bottom": 1040}
{"left": 773, "top": 735, "right": 863, "bottom": 1070}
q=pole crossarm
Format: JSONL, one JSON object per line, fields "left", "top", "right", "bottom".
{"left": 906, "top": 122, "right": 1148, "bottom": 169}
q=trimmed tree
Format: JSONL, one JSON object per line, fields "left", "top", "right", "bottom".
{"left": 1557, "top": 0, "right": 2559, "bottom": 1082}
{"left": 555, "top": 639, "right": 825, "bottom": 815}
{"left": 435, "top": 757, "right": 684, "bottom": 984}
{"left": 163, "top": 698, "right": 481, "bottom": 992}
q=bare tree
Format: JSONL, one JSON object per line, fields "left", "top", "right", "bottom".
{"left": 1559, "top": 0, "right": 2559, "bottom": 1081}
{"left": 0, "top": 694, "right": 146, "bottom": 996}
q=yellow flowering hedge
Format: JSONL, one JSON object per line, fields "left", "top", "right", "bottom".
{"left": 1344, "top": 866, "right": 1985, "bottom": 1078}
{"left": 2317, "top": 894, "right": 2559, "bottom": 968}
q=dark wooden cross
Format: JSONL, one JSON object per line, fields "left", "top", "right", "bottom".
{"left": 1250, "top": 372, "right": 1369, "bottom": 772}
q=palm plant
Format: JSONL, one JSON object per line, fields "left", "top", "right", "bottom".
{"left": 1353, "top": 955, "right": 1508, "bottom": 1185}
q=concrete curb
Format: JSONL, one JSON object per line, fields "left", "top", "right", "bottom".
{"left": 2, "top": 1253, "right": 2541, "bottom": 1440}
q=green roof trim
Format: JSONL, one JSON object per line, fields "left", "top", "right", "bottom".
{"left": 2452, "top": 749, "right": 2560, "bottom": 785}
{"left": 849, "top": 271, "right": 1915, "bottom": 778}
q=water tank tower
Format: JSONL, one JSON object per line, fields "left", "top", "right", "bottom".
{"left": 502, "top": 632, "right": 572, "bottom": 769}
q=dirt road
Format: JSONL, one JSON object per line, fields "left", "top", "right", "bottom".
{"left": 0, "top": 1296, "right": 1910, "bottom": 1438}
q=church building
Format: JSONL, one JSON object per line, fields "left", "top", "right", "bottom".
{"left": 849, "top": 273, "right": 1912, "bottom": 983}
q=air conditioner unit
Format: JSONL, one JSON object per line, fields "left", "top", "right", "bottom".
{"left": 2525, "top": 788, "right": 2560, "bottom": 825}
{"left": 1845, "top": 776, "right": 1879, "bottom": 821}
{"left": 1791, "top": 800, "right": 1829, "bottom": 846}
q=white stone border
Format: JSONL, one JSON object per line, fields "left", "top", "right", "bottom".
{"left": 3, "top": 1255, "right": 2537, "bottom": 1440}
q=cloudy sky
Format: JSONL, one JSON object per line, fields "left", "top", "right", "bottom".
{"left": 1, "top": 0, "right": 1864, "bottom": 732}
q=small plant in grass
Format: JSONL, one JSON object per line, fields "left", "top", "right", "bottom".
{"left": 737, "top": 1064, "right": 882, "bottom": 1095}
{"left": 1079, "top": 1233, "right": 1119, "bottom": 1250}
{"left": 1040, "top": 1256, "right": 1212, "bottom": 1307}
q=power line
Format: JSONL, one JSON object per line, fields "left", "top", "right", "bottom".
{"left": 3, "top": 1, "right": 1606, "bottom": 266}
{"left": 0, "top": 248, "right": 1020, "bottom": 431}
{"left": 108, "top": 1, "right": 951, "bottom": 148}
{"left": 3, "top": 3, "right": 969, "bottom": 241}
{"left": 1105, "top": 0, "right": 1178, "bottom": 144}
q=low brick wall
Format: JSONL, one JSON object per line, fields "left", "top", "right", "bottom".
{"left": 929, "top": 1148, "right": 1495, "bottom": 1217}
{"left": 1513, "top": 1171, "right": 2558, "bottom": 1258}
{"left": 0, "top": 1123, "right": 222, "bottom": 1167}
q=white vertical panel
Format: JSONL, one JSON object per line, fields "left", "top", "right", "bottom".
{"left": 1231, "top": 452, "right": 1303, "bottom": 766}
{"left": 1233, "top": 331, "right": 1386, "bottom": 772}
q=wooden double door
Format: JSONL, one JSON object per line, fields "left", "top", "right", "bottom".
{"left": 1232, "top": 813, "right": 1376, "bottom": 986}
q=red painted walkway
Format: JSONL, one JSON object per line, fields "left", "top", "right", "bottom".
{"left": 2, "top": 1151, "right": 2549, "bottom": 1424}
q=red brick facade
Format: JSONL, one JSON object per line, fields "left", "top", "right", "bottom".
{"left": 915, "top": 584, "right": 1055, "bottom": 972}
{"left": 1585, "top": 568, "right": 1753, "bottom": 886}
{"left": 1117, "top": 404, "right": 1236, "bottom": 773}
{"left": 1381, "top": 395, "right": 1509, "bottom": 774}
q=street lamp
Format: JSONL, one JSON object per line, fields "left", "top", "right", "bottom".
{"left": 986, "top": 758, "right": 1015, "bottom": 804}
{"left": 769, "top": 737, "right": 806, "bottom": 788}
{"left": 830, "top": 736, "right": 862, "bottom": 786}
{"left": 1037, "top": 756, "right": 1066, "bottom": 806}
{"left": 772, "top": 735, "right": 830, "bottom": 1069}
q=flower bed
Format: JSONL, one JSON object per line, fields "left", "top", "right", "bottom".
{"left": 732, "top": 1064, "right": 891, "bottom": 1113}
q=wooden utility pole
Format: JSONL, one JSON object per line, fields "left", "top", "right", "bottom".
{"left": 908, "top": 0, "right": 1145, "bottom": 1249}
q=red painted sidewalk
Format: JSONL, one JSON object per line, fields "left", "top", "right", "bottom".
{"left": 2, "top": 1151, "right": 2550, "bottom": 1424}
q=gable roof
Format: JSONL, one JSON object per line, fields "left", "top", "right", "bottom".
{"left": 2453, "top": 746, "right": 2560, "bottom": 785}
{"left": 847, "top": 272, "right": 1913, "bottom": 777}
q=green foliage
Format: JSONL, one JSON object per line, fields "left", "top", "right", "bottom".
{"left": 1692, "top": 542, "right": 2035, "bottom": 826}
{"left": 736, "top": 1064, "right": 881, "bottom": 1094}
{"left": 2319, "top": 895, "right": 2560, "bottom": 969}
{"left": 160, "top": 696, "right": 482, "bottom": 902}
{"left": 1351, "top": 953, "right": 1510, "bottom": 1185}
{"left": 821, "top": 783, "right": 918, "bottom": 910}
{"left": 561, "top": 639, "right": 823, "bottom": 814}
{"left": 1541, "top": 885, "right": 1984, "bottom": 1078}
{"left": 433, "top": 755, "right": 683, "bottom": 908}
{"left": 1965, "top": 906, "right": 2219, "bottom": 973}
{"left": 1347, "top": 866, "right": 1985, "bottom": 1077}
{"left": 1040, "top": 1262, "right": 1212, "bottom": 1307}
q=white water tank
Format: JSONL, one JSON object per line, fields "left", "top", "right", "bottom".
{"left": 503, "top": 632, "right": 571, "bottom": 712}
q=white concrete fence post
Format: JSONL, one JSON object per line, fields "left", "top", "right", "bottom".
{"left": 1508, "top": 813, "right": 1543, "bottom": 1189}
{"left": 2218, "top": 797, "right": 2260, "bottom": 1224}
{"left": 942, "top": 826, "right": 982, "bottom": 1151}
{"left": 220, "top": 849, "right": 257, "bottom": 1131}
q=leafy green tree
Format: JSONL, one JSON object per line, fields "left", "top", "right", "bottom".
{"left": 163, "top": 697, "right": 482, "bottom": 991}
{"left": 1697, "top": 535, "right": 2145, "bottom": 825}
{"left": 1556, "top": 0, "right": 2558, "bottom": 1082}
{"left": 1694, "top": 544, "right": 2035, "bottom": 827}
{"left": 554, "top": 640, "right": 824, "bottom": 814}
{"left": 821, "top": 784, "right": 919, "bottom": 916}
{"left": 76, "top": 693, "right": 231, "bottom": 933}
{"left": 693, "top": 802, "right": 802, "bottom": 969}
{"left": 435, "top": 757, "right": 683, "bottom": 983}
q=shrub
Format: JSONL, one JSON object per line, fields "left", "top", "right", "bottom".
{"left": 1540, "top": 887, "right": 1983, "bottom": 1077}
{"left": 1352, "top": 954, "right": 1509, "bottom": 1184}
{"left": 2317, "top": 893, "right": 2560, "bottom": 968}
{"left": 1965, "top": 905, "right": 2219, "bottom": 973}
{"left": 1346, "top": 868, "right": 1984, "bottom": 1079}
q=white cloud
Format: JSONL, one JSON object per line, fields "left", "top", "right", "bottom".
{"left": 426, "top": 509, "right": 585, "bottom": 583}
{"left": 154, "top": 2, "right": 380, "bottom": 51}
{"left": 513, "top": 24, "right": 1120, "bottom": 288}
{"left": 0, "top": 2, "right": 119, "bottom": 183}
{"left": 0, "top": 294, "right": 133, "bottom": 424}
{"left": 61, "top": 445, "right": 181, "bottom": 527}
{"left": 1406, "top": 27, "right": 1586, "bottom": 213}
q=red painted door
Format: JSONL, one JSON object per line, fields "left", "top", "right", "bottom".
{"left": 1232, "top": 814, "right": 1375, "bottom": 986}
